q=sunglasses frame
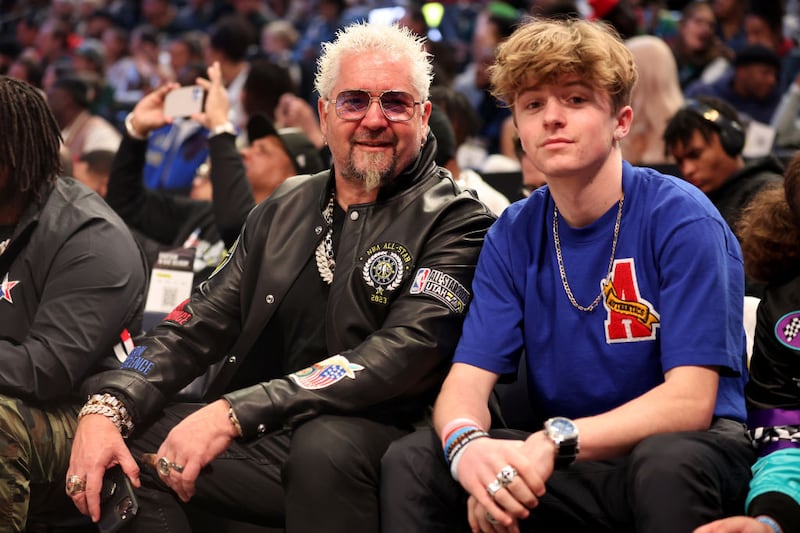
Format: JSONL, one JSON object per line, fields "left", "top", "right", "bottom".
{"left": 331, "top": 89, "right": 425, "bottom": 122}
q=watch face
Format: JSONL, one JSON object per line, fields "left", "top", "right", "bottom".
{"left": 547, "top": 417, "right": 578, "bottom": 440}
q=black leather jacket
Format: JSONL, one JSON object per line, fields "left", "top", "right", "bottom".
{"left": 83, "top": 138, "right": 495, "bottom": 439}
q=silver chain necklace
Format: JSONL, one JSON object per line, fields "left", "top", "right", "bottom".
{"left": 315, "top": 192, "right": 336, "bottom": 284}
{"left": 553, "top": 193, "right": 624, "bottom": 312}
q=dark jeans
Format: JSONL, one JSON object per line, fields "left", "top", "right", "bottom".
{"left": 125, "top": 403, "right": 409, "bottom": 533}
{"left": 381, "top": 418, "right": 756, "bottom": 533}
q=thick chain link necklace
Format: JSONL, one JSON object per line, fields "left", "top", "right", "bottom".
{"left": 315, "top": 192, "right": 336, "bottom": 284}
{"left": 553, "top": 193, "right": 624, "bottom": 312}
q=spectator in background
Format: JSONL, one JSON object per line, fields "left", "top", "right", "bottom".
{"left": 206, "top": 14, "right": 256, "bottom": 130}
{"left": 292, "top": 0, "right": 346, "bottom": 64}
{"left": 428, "top": 103, "right": 510, "bottom": 216}
{"left": 165, "top": 31, "right": 206, "bottom": 84}
{"left": 0, "top": 75, "right": 146, "bottom": 533}
{"left": 712, "top": 0, "right": 747, "bottom": 53}
{"left": 7, "top": 54, "right": 43, "bottom": 88}
{"left": 142, "top": 61, "right": 209, "bottom": 194}
{"left": 102, "top": 24, "right": 148, "bottom": 112}
{"left": 453, "top": 2, "right": 520, "bottom": 165}
{"left": 622, "top": 34, "right": 684, "bottom": 165}
{"left": 260, "top": 19, "right": 302, "bottom": 88}
{"left": 46, "top": 75, "right": 122, "bottom": 160}
{"left": 35, "top": 17, "right": 73, "bottom": 71}
{"left": 670, "top": 0, "right": 732, "bottom": 90}
{"left": 744, "top": 1, "right": 798, "bottom": 93}
{"left": 140, "top": 0, "right": 187, "bottom": 41}
{"left": 241, "top": 58, "right": 296, "bottom": 123}
{"left": 588, "top": 0, "right": 639, "bottom": 40}
{"left": 73, "top": 38, "right": 116, "bottom": 122}
{"left": 686, "top": 43, "right": 782, "bottom": 126}
{"left": 73, "top": 148, "right": 116, "bottom": 197}
{"left": 129, "top": 24, "right": 169, "bottom": 95}
{"left": 771, "top": 71, "right": 800, "bottom": 149}
{"left": 695, "top": 154, "right": 800, "bottom": 533}
{"left": 663, "top": 96, "right": 783, "bottom": 297}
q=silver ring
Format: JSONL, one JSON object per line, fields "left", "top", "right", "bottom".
{"left": 171, "top": 462, "right": 185, "bottom": 474}
{"left": 486, "top": 479, "right": 503, "bottom": 498}
{"left": 157, "top": 456, "right": 171, "bottom": 476}
{"left": 485, "top": 511, "right": 499, "bottom": 525}
{"left": 66, "top": 474, "right": 86, "bottom": 495}
{"left": 496, "top": 464, "right": 518, "bottom": 487}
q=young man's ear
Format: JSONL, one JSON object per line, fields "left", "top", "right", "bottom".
{"left": 614, "top": 105, "right": 634, "bottom": 140}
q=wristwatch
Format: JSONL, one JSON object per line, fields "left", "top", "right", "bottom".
{"left": 209, "top": 121, "right": 237, "bottom": 138}
{"left": 544, "top": 417, "right": 579, "bottom": 469}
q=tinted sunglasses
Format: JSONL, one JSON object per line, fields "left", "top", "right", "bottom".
{"left": 332, "top": 90, "right": 424, "bottom": 122}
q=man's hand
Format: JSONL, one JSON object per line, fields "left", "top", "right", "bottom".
{"left": 455, "top": 432, "right": 555, "bottom": 528}
{"left": 275, "top": 93, "right": 325, "bottom": 148}
{"left": 193, "top": 62, "right": 229, "bottom": 130}
{"left": 695, "top": 516, "right": 776, "bottom": 533}
{"left": 130, "top": 82, "right": 180, "bottom": 135}
{"left": 148, "top": 399, "right": 238, "bottom": 502}
{"left": 67, "top": 414, "right": 139, "bottom": 523}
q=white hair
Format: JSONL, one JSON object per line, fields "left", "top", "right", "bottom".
{"left": 314, "top": 22, "right": 433, "bottom": 101}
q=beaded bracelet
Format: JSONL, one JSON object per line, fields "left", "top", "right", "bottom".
{"left": 78, "top": 393, "right": 134, "bottom": 438}
{"left": 755, "top": 515, "right": 783, "bottom": 533}
{"left": 446, "top": 429, "right": 489, "bottom": 465}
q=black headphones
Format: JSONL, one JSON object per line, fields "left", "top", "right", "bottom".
{"left": 683, "top": 99, "right": 746, "bottom": 157}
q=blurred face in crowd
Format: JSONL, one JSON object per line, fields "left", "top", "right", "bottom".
{"left": 668, "top": 130, "right": 738, "bottom": 194}
{"left": 744, "top": 15, "right": 780, "bottom": 51}
{"left": 735, "top": 63, "right": 778, "bottom": 100}
{"left": 240, "top": 135, "right": 296, "bottom": 200}
{"left": 680, "top": 3, "right": 716, "bottom": 53}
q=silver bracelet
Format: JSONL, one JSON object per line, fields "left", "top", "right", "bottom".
{"left": 78, "top": 393, "right": 135, "bottom": 438}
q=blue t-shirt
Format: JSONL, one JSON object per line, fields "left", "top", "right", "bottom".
{"left": 455, "top": 162, "right": 748, "bottom": 423}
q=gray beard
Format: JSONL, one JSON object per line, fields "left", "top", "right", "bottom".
{"left": 346, "top": 151, "right": 396, "bottom": 192}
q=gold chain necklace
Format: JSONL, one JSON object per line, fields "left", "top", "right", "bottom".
{"left": 553, "top": 193, "right": 624, "bottom": 312}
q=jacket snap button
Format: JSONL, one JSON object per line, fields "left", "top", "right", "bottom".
{"left": 350, "top": 211, "right": 359, "bottom": 221}
{"left": 257, "top": 424, "right": 266, "bottom": 435}
{"left": 265, "top": 294, "right": 275, "bottom": 304}
{"left": 228, "top": 355, "right": 237, "bottom": 364}
{"left": 314, "top": 226, "right": 323, "bottom": 235}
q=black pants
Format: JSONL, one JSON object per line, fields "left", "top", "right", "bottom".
{"left": 125, "top": 403, "right": 409, "bottom": 533}
{"left": 380, "top": 419, "right": 756, "bottom": 533}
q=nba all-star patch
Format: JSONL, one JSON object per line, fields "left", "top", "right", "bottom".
{"left": 164, "top": 298, "right": 193, "bottom": 326}
{"left": 409, "top": 268, "right": 470, "bottom": 314}
{"left": 776, "top": 311, "right": 800, "bottom": 350}
{"left": 289, "top": 354, "right": 364, "bottom": 390}
{"left": 0, "top": 273, "right": 19, "bottom": 304}
{"left": 362, "top": 241, "right": 413, "bottom": 305}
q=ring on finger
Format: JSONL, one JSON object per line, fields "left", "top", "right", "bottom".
{"left": 496, "top": 464, "right": 518, "bottom": 487}
{"left": 171, "top": 462, "right": 185, "bottom": 474}
{"left": 485, "top": 511, "right": 499, "bottom": 525}
{"left": 66, "top": 474, "right": 87, "bottom": 496}
{"left": 157, "top": 456, "right": 172, "bottom": 477}
{"left": 487, "top": 479, "right": 503, "bottom": 498}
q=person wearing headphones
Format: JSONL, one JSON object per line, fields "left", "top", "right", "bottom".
{"left": 664, "top": 95, "right": 783, "bottom": 238}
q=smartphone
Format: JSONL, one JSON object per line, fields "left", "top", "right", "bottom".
{"left": 164, "top": 85, "right": 205, "bottom": 118}
{"left": 98, "top": 465, "right": 139, "bottom": 533}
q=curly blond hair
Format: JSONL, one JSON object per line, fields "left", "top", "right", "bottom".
{"left": 488, "top": 17, "right": 637, "bottom": 114}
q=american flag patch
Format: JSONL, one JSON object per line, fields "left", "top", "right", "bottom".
{"left": 289, "top": 355, "right": 364, "bottom": 390}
